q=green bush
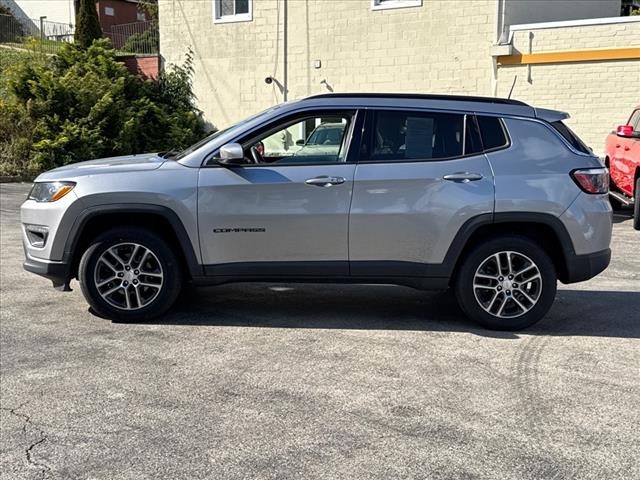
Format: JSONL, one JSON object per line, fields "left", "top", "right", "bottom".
{"left": 0, "top": 40, "right": 206, "bottom": 177}
{"left": 0, "top": 48, "right": 42, "bottom": 100}
{"left": 0, "top": 102, "right": 35, "bottom": 176}
{"left": 122, "top": 28, "right": 159, "bottom": 54}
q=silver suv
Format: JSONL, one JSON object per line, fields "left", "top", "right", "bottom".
{"left": 21, "top": 94, "right": 612, "bottom": 330}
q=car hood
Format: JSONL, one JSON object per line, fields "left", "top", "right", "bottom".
{"left": 35, "top": 153, "right": 166, "bottom": 181}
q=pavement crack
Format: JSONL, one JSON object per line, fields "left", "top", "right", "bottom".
{"left": 1, "top": 402, "right": 51, "bottom": 479}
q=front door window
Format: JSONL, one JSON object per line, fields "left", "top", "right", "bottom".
{"left": 242, "top": 113, "right": 353, "bottom": 165}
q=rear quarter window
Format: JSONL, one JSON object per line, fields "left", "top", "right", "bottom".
{"left": 476, "top": 116, "right": 509, "bottom": 151}
{"left": 550, "top": 121, "right": 591, "bottom": 154}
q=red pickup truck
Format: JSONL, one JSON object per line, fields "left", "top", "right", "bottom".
{"left": 604, "top": 105, "right": 640, "bottom": 230}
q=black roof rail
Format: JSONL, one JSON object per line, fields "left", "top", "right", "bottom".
{"left": 304, "top": 92, "right": 529, "bottom": 107}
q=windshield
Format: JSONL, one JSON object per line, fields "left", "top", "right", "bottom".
{"left": 306, "top": 125, "right": 345, "bottom": 146}
{"left": 172, "top": 129, "right": 228, "bottom": 160}
{"left": 174, "top": 105, "right": 284, "bottom": 161}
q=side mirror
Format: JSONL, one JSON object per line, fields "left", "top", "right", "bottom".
{"left": 217, "top": 143, "right": 245, "bottom": 166}
{"left": 296, "top": 139, "right": 305, "bottom": 146}
{"left": 616, "top": 125, "right": 634, "bottom": 138}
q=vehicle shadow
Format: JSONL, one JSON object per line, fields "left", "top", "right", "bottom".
{"left": 612, "top": 208, "right": 633, "bottom": 224}
{"left": 140, "top": 283, "right": 640, "bottom": 339}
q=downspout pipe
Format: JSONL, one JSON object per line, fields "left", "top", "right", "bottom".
{"left": 283, "top": 0, "right": 288, "bottom": 102}
{"left": 492, "top": 0, "right": 506, "bottom": 96}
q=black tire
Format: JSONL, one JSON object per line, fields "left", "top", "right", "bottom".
{"left": 634, "top": 177, "right": 640, "bottom": 231}
{"left": 79, "top": 227, "right": 182, "bottom": 322}
{"left": 454, "top": 235, "right": 557, "bottom": 330}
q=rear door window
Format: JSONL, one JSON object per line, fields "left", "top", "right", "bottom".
{"left": 367, "top": 110, "right": 466, "bottom": 162}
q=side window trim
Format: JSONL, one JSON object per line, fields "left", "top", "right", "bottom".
{"left": 462, "top": 114, "right": 467, "bottom": 155}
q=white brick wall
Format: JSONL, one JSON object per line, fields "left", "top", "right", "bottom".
{"left": 497, "top": 20, "right": 640, "bottom": 155}
{"left": 159, "top": 0, "right": 640, "bottom": 157}
{"left": 160, "top": 0, "right": 496, "bottom": 129}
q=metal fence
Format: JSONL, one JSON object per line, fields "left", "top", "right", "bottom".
{"left": 0, "top": 14, "right": 74, "bottom": 55}
{"left": 0, "top": 14, "right": 158, "bottom": 57}
{"left": 109, "top": 21, "right": 159, "bottom": 55}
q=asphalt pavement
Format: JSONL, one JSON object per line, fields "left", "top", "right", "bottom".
{"left": 1, "top": 182, "right": 639, "bottom": 480}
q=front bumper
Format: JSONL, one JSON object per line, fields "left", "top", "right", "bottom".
{"left": 23, "top": 253, "right": 72, "bottom": 291}
{"left": 563, "top": 248, "right": 611, "bottom": 284}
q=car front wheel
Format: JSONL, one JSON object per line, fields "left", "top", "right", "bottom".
{"left": 79, "top": 227, "right": 182, "bottom": 322}
{"left": 454, "top": 236, "right": 557, "bottom": 330}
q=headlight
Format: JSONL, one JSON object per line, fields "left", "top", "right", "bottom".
{"left": 28, "top": 182, "right": 76, "bottom": 202}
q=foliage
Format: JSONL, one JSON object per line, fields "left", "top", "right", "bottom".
{"left": 122, "top": 28, "right": 159, "bottom": 54}
{"left": 0, "top": 40, "right": 206, "bottom": 177}
{"left": 0, "top": 101, "right": 35, "bottom": 176}
{"left": 0, "top": 48, "right": 43, "bottom": 100}
{"left": 75, "top": 0, "right": 102, "bottom": 49}
{"left": 138, "top": 1, "right": 159, "bottom": 21}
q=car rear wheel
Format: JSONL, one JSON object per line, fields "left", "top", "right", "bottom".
{"left": 79, "top": 227, "right": 182, "bottom": 322}
{"left": 634, "top": 177, "right": 640, "bottom": 231}
{"left": 454, "top": 236, "right": 557, "bottom": 330}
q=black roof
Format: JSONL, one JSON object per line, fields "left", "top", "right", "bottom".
{"left": 305, "top": 93, "right": 529, "bottom": 107}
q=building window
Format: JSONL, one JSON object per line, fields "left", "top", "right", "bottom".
{"left": 371, "top": 0, "right": 422, "bottom": 11}
{"left": 104, "top": 6, "right": 115, "bottom": 16}
{"left": 137, "top": 11, "right": 146, "bottom": 22}
{"left": 213, "top": 0, "right": 252, "bottom": 24}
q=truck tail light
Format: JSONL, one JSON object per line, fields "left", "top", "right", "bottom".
{"left": 616, "top": 125, "right": 634, "bottom": 137}
{"left": 571, "top": 168, "right": 609, "bottom": 194}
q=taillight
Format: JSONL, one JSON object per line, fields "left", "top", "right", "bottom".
{"left": 571, "top": 168, "right": 609, "bottom": 194}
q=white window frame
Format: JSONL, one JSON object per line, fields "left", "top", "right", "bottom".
{"left": 371, "top": 0, "right": 422, "bottom": 11}
{"left": 213, "top": 0, "right": 253, "bottom": 24}
{"left": 137, "top": 11, "right": 146, "bottom": 22}
{"left": 104, "top": 6, "right": 115, "bottom": 16}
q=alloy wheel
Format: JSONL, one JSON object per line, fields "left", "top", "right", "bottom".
{"left": 94, "top": 243, "right": 164, "bottom": 311}
{"left": 472, "top": 251, "right": 543, "bottom": 318}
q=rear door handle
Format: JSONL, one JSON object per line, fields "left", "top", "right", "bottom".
{"left": 443, "top": 172, "right": 483, "bottom": 183}
{"left": 305, "top": 176, "right": 346, "bottom": 187}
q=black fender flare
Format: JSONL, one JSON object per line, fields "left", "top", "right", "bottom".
{"left": 63, "top": 204, "right": 203, "bottom": 279}
{"left": 438, "top": 212, "right": 578, "bottom": 281}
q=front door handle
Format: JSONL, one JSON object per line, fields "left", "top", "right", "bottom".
{"left": 305, "top": 176, "right": 346, "bottom": 187}
{"left": 443, "top": 172, "right": 483, "bottom": 183}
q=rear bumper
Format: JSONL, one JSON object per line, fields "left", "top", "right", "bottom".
{"left": 23, "top": 254, "right": 72, "bottom": 291}
{"left": 563, "top": 248, "right": 611, "bottom": 284}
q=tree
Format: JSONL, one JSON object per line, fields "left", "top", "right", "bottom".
{"left": 1, "top": 40, "right": 206, "bottom": 176}
{"left": 138, "top": 1, "right": 159, "bottom": 21}
{"left": 75, "top": 0, "right": 102, "bottom": 49}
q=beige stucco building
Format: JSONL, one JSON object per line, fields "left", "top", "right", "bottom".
{"left": 159, "top": 0, "right": 639, "bottom": 154}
